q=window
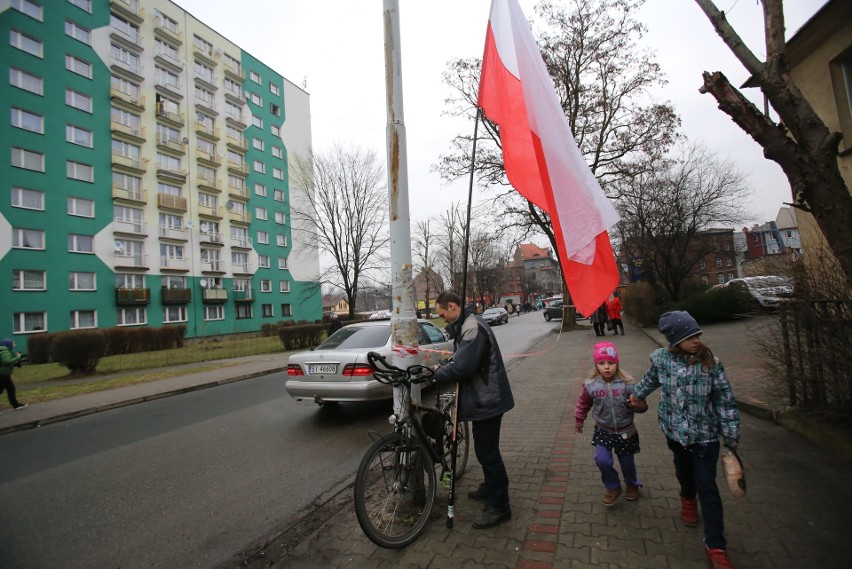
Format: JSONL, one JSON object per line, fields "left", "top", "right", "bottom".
{"left": 717, "top": 274, "right": 725, "bottom": 284}
{"left": 11, "top": 187, "right": 44, "bottom": 210}
{"left": 70, "top": 310, "right": 96, "bottom": 329}
{"left": 256, "top": 231, "right": 269, "bottom": 244}
{"left": 13, "top": 228, "right": 44, "bottom": 249}
{"left": 255, "top": 207, "right": 268, "bottom": 220}
{"left": 229, "top": 175, "right": 246, "bottom": 193}
{"left": 67, "top": 197, "right": 94, "bottom": 217}
{"left": 274, "top": 211, "right": 286, "bottom": 225}
{"left": 195, "top": 85, "right": 214, "bottom": 106}
{"left": 66, "top": 125, "right": 93, "bottom": 147}
{"left": 269, "top": 82, "right": 280, "bottom": 96}
{"left": 270, "top": 103, "right": 280, "bottom": 117}
{"left": 68, "top": 0, "right": 91, "bottom": 12}
{"left": 714, "top": 258, "right": 722, "bottom": 268}
{"left": 159, "top": 213, "right": 183, "bottom": 233}
{"left": 262, "top": 304, "right": 274, "bottom": 317}
{"left": 116, "top": 273, "right": 144, "bottom": 289}
{"left": 271, "top": 124, "right": 281, "bottom": 137}
{"left": 13, "top": 312, "right": 46, "bottom": 333}
{"left": 258, "top": 255, "right": 270, "bottom": 268}
{"left": 251, "top": 115, "right": 263, "bottom": 128}
{"left": 113, "top": 172, "right": 142, "bottom": 197}
{"left": 728, "top": 273, "right": 735, "bottom": 280}
{"left": 157, "top": 12, "right": 179, "bottom": 34}
{"left": 204, "top": 305, "right": 224, "bottom": 321}
{"left": 157, "top": 123, "right": 181, "bottom": 146}
{"left": 111, "top": 44, "right": 139, "bottom": 73}
{"left": 254, "top": 183, "right": 267, "bottom": 197}
{"left": 197, "top": 165, "right": 217, "bottom": 185}
{"left": 224, "top": 78, "right": 240, "bottom": 97}
{"left": 225, "top": 101, "right": 242, "bottom": 122}
{"left": 224, "top": 53, "right": 240, "bottom": 73}
{"left": 163, "top": 306, "right": 188, "bottom": 323}
{"left": 273, "top": 189, "right": 285, "bottom": 202}
{"left": 252, "top": 138, "right": 264, "bottom": 151}
{"left": 160, "top": 243, "right": 185, "bottom": 260}
{"left": 157, "top": 153, "right": 181, "bottom": 172}
{"left": 197, "top": 192, "right": 217, "bottom": 207}
{"left": 117, "top": 307, "right": 146, "bottom": 326}
{"left": 112, "top": 107, "right": 141, "bottom": 135}
{"left": 276, "top": 234, "right": 287, "bottom": 247}
{"left": 236, "top": 304, "right": 253, "bottom": 319}
{"left": 250, "top": 70, "right": 261, "bottom": 84}
{"left": 194, "top": 61, "right": 213, "bottom": 83}
{"left": 272, "top": 146, "right": 283, "bottom": 159}
{"left": 67, "top": 160, "right": 94, "bottom": 182}
{"left": 278, "top": 257, "right": 288, "bottom": 270}
{"left": 273, "top": 167, "right": 284, "bottom": 180}
{"left": 260, "top": 279, "right": 272, "bottom": 292}
{"left": 227, "top": 149, "right": 244, "bottom": 166}
{"left": 115, "top": 205, "right": 144, "bottom": 232}
{"left": 66, "top": 89, "right": 92, "bottom": 112}
{"left": 724, "top": 242, "right": 730, "bottom": 251}
{"left": 155, "top": 66, "right": 180, "bottom": 89}
{"left": 13, "top": 270, "right": 45, "bottom": 291}
{"left": 193, "top": 35, "right": 213, "bottom": 58}
{"left": 110, "top": 14, "right": 139, "bottom": 43}
{"left": 10, "top": 68, "right": 43, "bottom": 95}
{"left": 155, "top": 39, "right": 179, "bottom": 62}
{"left": 69, "top": 271, "right": 96, "bottom": 290}
{"left": 698, "top": 259, "right": 706, "bottom": 270}
{"left": 196, "top": 110, "right": 214, "bottom": 131}
{"left": 249, "top": 92, "right": 262, "bottom": 106}
{"left": 726, "top": 258, "right": 733, "bottom": 267}
{"left": 279, "top": 280, "right": 290, "bottom": 293}
{"left": 12, "top": 148, "right": 44, "bottom": 172}
{"left": 281, "top": 304, "right": 292, "bottom": 317}
{"left": 11, "top": 108, "right": 42, "bottom": 133}
{"left": 197, "top": 138, "right": 216, "bottom": 157}
{"left": 65, "top": 20, "right": 91, "bottom": 44}
{"left": 253, "top": 160, "right": 265, "bottom": 173}
{"left": 232, "top": 251, "right": 249, "bottom": 271}
{"left": 65, "top": 54, "right": 92, "bottom": 78}
{"left": 68, "top": 233, "right": 94, "bottom": 253}
{"left": 13, "top": 0, "right": 43, "bottom": 20}
{"left": 10, "top": 30, "right": 43, "bottom": 57}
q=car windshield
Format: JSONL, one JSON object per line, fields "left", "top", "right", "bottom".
{"left": 483, "top": 309, "right": 502, "bottom": 316}
{"left": 316, "top": 325, "right": 390, "bottom": 350}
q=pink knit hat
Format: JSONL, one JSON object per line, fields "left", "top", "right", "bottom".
{"left": 594, "top": 342, "right": 619, "bottom": 364}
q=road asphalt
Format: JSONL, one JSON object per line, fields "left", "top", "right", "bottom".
{"left": 2, "top": 314, "right": 849, "bottom": 569}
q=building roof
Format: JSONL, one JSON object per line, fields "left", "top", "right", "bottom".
{"left": 775, "top": 206, "right": 798, "bottom": 230}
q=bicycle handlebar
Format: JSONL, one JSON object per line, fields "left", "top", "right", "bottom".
{"left": 367, "top": 351, "right": 434, "bottom": 385}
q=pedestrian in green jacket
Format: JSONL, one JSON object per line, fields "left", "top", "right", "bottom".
{"left": 0, "top": 338, "right": 28, "bottom": 412}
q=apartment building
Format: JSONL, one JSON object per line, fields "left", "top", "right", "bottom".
{"left": 1, "top": 0, "right": 321, "bottom": 352}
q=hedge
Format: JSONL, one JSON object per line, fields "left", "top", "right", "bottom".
{"left": 50, "top": 330, "right": 107, "bottom": 375}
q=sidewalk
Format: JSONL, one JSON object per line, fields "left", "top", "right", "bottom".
{"left": 2, "top": 317, "right": 850, "bottom": 568}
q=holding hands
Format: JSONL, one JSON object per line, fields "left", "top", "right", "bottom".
{"left": 628, "top": 395, "right": 648, "bottom": 413}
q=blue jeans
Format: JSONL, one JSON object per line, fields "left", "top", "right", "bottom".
{"left": 667, "top": 438, "right": 726, "bottom": 549}
{"left": 472, "top": 414, "right": 510, "bottom": 512}
{"left": 594, "top": 445, "right": 639, "bottom": 489}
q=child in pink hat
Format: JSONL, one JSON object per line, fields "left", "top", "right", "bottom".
{"left": 575, "top": 341, "right": 645, "bottom": 506}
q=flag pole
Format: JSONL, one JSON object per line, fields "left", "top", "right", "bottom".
{"left": 448, "top": 107, "right": 482, "bottom": 529}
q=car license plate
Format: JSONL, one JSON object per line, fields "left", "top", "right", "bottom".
{"left": 307, "top": 364, "right": 337, "bottom": 375}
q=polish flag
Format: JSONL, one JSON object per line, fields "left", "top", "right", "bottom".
{"left": 477, "top": 0, "right": 621, "bottom": 317}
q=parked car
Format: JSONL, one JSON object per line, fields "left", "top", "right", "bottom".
{"left": 543, "top": 299, "right": 564, "bottom": 321}
{"left": 369, "top": 310, "right": 392, "bottom": 320}
{"left": 482, "top": 307, "right": 509, "bottom": 326}
{"left": 718, "top": 276, "right": 794, "bottom": 308}
{"left": 285, "top": 319, "right": 452, "bottom": 404}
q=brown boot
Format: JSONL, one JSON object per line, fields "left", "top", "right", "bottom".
{"left": 602, "top": 487, "right": 622, "bottom": 507}
{"left": 625, "top": 484, "right": 640, "bottom": 501}
{"left": 681, "top": 497, "right": 699, "bottom": 526}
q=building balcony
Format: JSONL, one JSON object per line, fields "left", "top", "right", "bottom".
{"left": 194, "top": 74, "right": 217, "bottom": 92}
{"left": 114, "top": 252, "right": 148, "bottom": 269}
{"left": 112, "top": 186, "right": 148, "bottom": 204}
{"left": 233, "top": 289, "right": 255, "bottom": 303}
{"left": 228, "top": 210, "right": 251, "bottom": 224}
{"left": 154, "top": 15, "right": 183, "bottom": 45}
{"left": 110, "top": 0, "right": 144, "bottom": 24}
{"left": 225, "top": 111, "right": 247, "bottom": 130}
{"left": 115, "top": 287, "right": 150, "bottom": 305}
{"left": 155, "top": 81, "right": 183, "bottom": 101}
{"left": 156, "top": 106, "right": 185, "bottom": 127}
{"left": 199, "top": 231, "right": 224, "bottom": 245}
{"left": 112, "top": 154, "right": 147, "bottom": 173}
{"left": 154, "top": 50, "right": 183, "bottom": 71}
{"left": 193, "top": 44, "right": 217, "bottom": 67}
{"left": 228, "top": 185, "right": 249, "bottom": 199}
{"left": 226, "top": 134, "right": 248, "bottom": 151}
{"left": 110, "top": 88, "right": 145, "bottom": 111}
{"left": 200, "top": 260, "right": 225, "bottom": 273}
{"left": 223, "top": 62, "right": 245, "bottom": 82}
{"left": 110, "top": 27, "right": 143, "bottom": 50}
{"left": 231, "top": 236, "right": 253, "bottom": 249}
{"left": 157, "top": 136, "right": 186, "bottom": 154}
{"left": 157, "top": 193, "right": 188, "bottom": 212}
{"left": 159, "top": 225, "right": 189, "bottom": 241}
{"left": 156, "top": 168, "right": 187, "bottom": 184}
{"left": 111, "top": 121, "right": 146, "bottom": 142}
{"left": 202, "top": 288, "right": 228, "bottom": 303}
{"left": 113, "top": 218, "right": 148, "bottom": 236}
{"left": 227, "top": 160, "right": 248, "bottom": 175}
{"left": 161, "top": 287, "right": 191, "bottom": 305}
{"left": 196, "top": 149, "right": 222, "bottom": 167}
{"left": 197, "top": 177, "right": 222, "bottom": 193}
{"left": 160, "top": 257, "right": 189, "bottom": 271}
{"left": 231, "top": 262, "right": 254, "bottom": 275}
{"left": 224, "top": 87, "right": 244, "bottom": 105}
{"left": 195, "top": 123, "right": 220, "bottom": 140}
{"left": 110, "top": 58, "right": 144, "bottom": 81}
{"left": 197, "top": 204, "right": 222, "bottom": 219}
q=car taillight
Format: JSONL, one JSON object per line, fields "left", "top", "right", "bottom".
{"left": 287, "top": 364, "right": 304, "bottom": 376}
{"left": 343, "top": 363, "right": 375, "bottom": 377}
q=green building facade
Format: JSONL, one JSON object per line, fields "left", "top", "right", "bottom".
{"left": 1, "top": 0, "right": 321, "bottom": 352}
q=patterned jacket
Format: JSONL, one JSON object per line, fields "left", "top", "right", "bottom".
{"left": 634, "top": 347, "right": 740, "bottom": 447}
{"left": 575, "top": 375, "right": 637, "bottom": 435}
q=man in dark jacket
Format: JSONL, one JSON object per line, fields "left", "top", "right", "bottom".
{"left": 433, "top": 291, "right": 514, "bottom": 529}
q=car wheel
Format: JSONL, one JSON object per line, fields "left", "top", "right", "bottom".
{"left": 545, "top": 313, "right": 552, "bottom": 321}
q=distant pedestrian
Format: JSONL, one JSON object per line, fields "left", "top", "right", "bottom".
{"left": 575, "top": 342, "right": 644, "bottom": 506}
{"left": 327, "top": 313, "right": 342, "bottom": 336}
{"left": 590, "top": 303, "right": 609, "bottom": 336}
{"left": 630, "top": 311, "right": 740, "bottom": 569}
{"left": 0, "top": 338, "right": 28, "bottom": 412}
{"left": 606, "top": 293, "right": 624, "bottom": 335}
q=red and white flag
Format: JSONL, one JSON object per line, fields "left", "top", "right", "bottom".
{"left": 477, "top": 0, "right": 621, "bottom": 317}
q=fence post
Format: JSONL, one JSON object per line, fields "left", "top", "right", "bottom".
{"left": 780, "top": 304, "right": 796, "bottom": 406}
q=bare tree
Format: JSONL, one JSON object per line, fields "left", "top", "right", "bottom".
{"left": 468, "top": 229, "right": 509, "bottom": 307}
{"left": 616, "top": 143, "right": 751, "bottom": 300}
{"left": 693, "top": 0, "right": 852, "bottom": 288}
{"left": 435, "top": 0, "right": 681, "bottom": 295}
{"left": 289, "top": 145, "right": 389, "bottom": 318}
{"left": 412, "top": 219, "right": 444, "bottom": 317}
{"left": 433, "top": 203, "right": 467, "bottom": 296}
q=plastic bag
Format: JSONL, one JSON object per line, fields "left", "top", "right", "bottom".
{"left": 721, "top": 447, "right": 746, "bottom": 498}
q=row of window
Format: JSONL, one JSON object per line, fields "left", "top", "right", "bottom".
{"left": 12, "top": 302, "right": 294, "bottom": 333}
{"left": 698, "top": 258, "right": 735, "bottom": 269}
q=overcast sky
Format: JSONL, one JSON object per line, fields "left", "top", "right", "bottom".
{"left": 173, "top": 0, "right": 827, "bottom": 229}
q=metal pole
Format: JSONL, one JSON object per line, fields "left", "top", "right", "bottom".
{"left": 383, "top": 0, "right": 421, "bottom": 410}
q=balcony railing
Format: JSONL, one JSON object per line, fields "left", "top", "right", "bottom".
{"left": 200, "top": 260, "right": 224, "bottom": 272}
{"left": 156, "top": 106, "right": 185, "bottom": 126}
{"left": 195, "top": 123, "right": 220, "bottom": 139}
{"left": 110, "top": 0, "right": 144, "bottom": 24}
{"left": 223, "top": 62, "right": 245, "bottom": 81}
{"left": 113, "top": 218, "right": 147, "bottom": 236}
{"left": 112, "top": 186, "right": 148, "bottom": 203}
{"left": 226, "top": 134, "right": 247, "bottom": 150}
{"left": 161, "top": 287, "right": 191, "bottom": 305}
{"left": 114, "top": 252, "right": 148, "bottom": 268}
{"left": 110, "top": 88, "right": 145, "bottom": 109}
{"left": 112, "top": 154, "right": 147, "bottom": 172}
{"left": 157, "top": 136, "right": 186, "bottom": 153}
{"left": 228, "top": 185, "right": 249, "bottom": 199}
{"left": 159, "top": 225, "right": 189, "bottom": 240}
{"left": 233, "top": 288, "right": 255, "bottom": 303}
{"left": 197, "top": 177, "right": 222, "bottom": 192}
{"left": 115, "top": 287, "right": 150, "bottom": 305}
{"left": 230, "top": 236, "right": 253, "bottom": 249}
{"left": 111, "top": 26, "right": 143, "bottom": 47}
{"left": 157, "top": 193, "right": 188, "bottom": 211}
{"left": 111, "top": 58, "right": 144, "bottom": 78}
{"left": 160, "top": 256, "right": 189, "bottom": 270}
{"left": 227, "top": 160, "right": 248, "bottom": 175}
{"left": 156, "top": 168, "right": 187, "bottom": 184}
{"left": 154, "top": 49, "right": 183, "bottom": 69}
{"left": 154, "top": 15, "right": 183, "bottom": 44}
{"left": 196, "top": 148, "right": 222, "bottom": 166}
{"left": 111, "top": 121, "right": 145, "bottom": 140}
{"left": 197, "top": 204, "right": 222, "bottom": 218}
{"left": 228, "top": 210, "right": 251, "bottom": 224}
{"left": 202, "top": 288, "right": 228, "bottom": 303}
{"left": 200, "top": 231, "right": 224, "bottom": 245}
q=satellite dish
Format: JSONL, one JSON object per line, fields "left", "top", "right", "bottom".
{"left": 226, "top": 201, "right": 235, "bottom": 210}
{"left": 200, "top": 222, "right": 209, "bottom": 231}
{"left": 186, "top": 221, "right": 194, "bottom": 228}
{"left": 114, "top": 241, "right": 124, "bottom": 252}
{"left": 182, "top": 137, "right": 189, "bottom": 144}
{"left": 199, "top": 279, "right": 208, "bottom": 287}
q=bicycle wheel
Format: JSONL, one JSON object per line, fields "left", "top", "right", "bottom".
{"left": 354, "top": 431, "right": 437, "bottom": 549}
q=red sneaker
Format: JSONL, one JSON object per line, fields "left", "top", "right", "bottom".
{"left": 681, "top": 498, "right": 699, "bottom": 527}
{"left": 706, "top": 547, "right": 733, "bottom": 569}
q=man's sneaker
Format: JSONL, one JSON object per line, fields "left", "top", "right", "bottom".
{"left": 706, "top": 547, "right": 733, "bottom": 569}
{"left": 602, "top": 487, "right": 622, "bottom": 506}
{"left": 467, "top": 483, "right": 488, "bottom": 501}
{"left": 13, "top": 403, "right": 28, "bottom": 410}
{"left": 472, "top": 505, "right": 511, "bottom": 529}
{"left": 681, "top": 497, "right": 700, "bottom": 527}
{"left": 625, "top": 484, "right": 640, "bottom": 501}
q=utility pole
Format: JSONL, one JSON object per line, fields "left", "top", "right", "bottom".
{"left": 383, "top": 0, "right": 421, "bottom": 410}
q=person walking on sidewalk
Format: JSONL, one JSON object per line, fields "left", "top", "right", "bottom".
{"left": 629, "top": 311, "right": 740, "bottom": 569}
{"left": 590, "top": 303, "right": 609, "bottom": 336}
{"left": 606, "top": 292, "right": 624, "bottom": 336}
{"left": 0, "top": 338, "right": 28, "bottom": 412}
{"left": 433, "top": 291, "right": 515, "bottom": 530}
{"left": 575, "top": 342, "right": 644, "bottom": 506}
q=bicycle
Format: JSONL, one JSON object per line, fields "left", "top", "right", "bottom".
{"left": 353, "top": 351, "right": 470, "bottom": 548}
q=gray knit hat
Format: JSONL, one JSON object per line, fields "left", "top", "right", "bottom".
{"left": 659, "top": 311, "right": 702, "bottom": 347}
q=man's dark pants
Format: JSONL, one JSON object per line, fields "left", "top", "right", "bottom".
{"left": 472, "top": 414, "right": 510, "bottom": 512}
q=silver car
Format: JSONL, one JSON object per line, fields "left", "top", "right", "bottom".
{"left": 285, "top": 319, "right": 453, "bottom": 404}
